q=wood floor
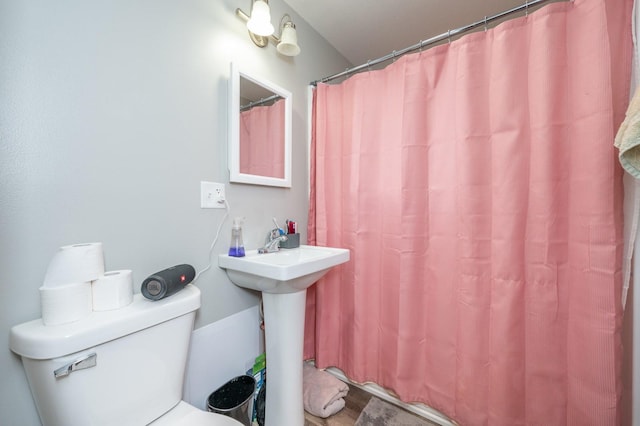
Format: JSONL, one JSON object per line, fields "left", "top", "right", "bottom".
{"left": 304, "top": 385, "right": 373, "bottom": 426}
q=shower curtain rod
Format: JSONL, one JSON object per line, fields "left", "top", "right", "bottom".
{"left": 311, "top": 0, "right": 568, "bottom": 86}
{"left": 240, "top": 93, "right": 282, "bottom": 111}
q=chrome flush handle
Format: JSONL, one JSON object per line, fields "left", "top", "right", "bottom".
{"left": 53, "top": 352, "right": 97, "bottom": 379}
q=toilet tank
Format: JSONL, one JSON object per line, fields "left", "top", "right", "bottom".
{"left": 10, "top": 284, "right": 201, "bottom": 426}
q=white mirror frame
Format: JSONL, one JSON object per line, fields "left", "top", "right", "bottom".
{"left": 229, "top": 63, "right": 292, "bottom": 187}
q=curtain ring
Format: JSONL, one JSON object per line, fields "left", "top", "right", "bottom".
{"left": 447, "top": 30, "right": 451, "bottom": 44}
{"left": 419, "top": 40, "right": 423, "bottom": 52}
{"left": 484, "top": 16, "right": 488, "bottom": 32}
{"left": 367, "top": 60, "right": 371, "bottom": 71}
{"left": 392, "top": 50, "right": 397, "bottom": 62}
{"left": 525, "top": 0, "right": 529, "bottom": 16}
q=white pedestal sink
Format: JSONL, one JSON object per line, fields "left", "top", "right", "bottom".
{"left": 219, "top": 245, "right": 349, "bottom": 426}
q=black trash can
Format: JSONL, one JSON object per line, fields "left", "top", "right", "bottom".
{"left": 207, "top": 375, "right": 256, "bottom": 426}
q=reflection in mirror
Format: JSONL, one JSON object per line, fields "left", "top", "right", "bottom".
{"left": 240, "top": 80, "right": 285, "bottom": 178}
{"left": 229, "top": 63, "right": 292, "bottom": 187}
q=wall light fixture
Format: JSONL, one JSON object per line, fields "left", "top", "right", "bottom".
{"left": 246, "top": 0, "right": 274, "bottom": 37}
{"left": 236, "top": 1, "right": 301, "bottom": 57}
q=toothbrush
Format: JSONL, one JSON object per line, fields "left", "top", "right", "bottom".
{"left": 273, "top": 217, "right": 285, "bottom": 235}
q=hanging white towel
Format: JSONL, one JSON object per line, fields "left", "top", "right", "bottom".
{"left": 615, "top": 83, "right": 640, "bottom": 309}
{"left": 615, "top": 86, "right": 640, "bottom": 178}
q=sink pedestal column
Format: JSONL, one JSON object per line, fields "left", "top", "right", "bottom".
{"left": 262, "top": 290, "right": 306, "bottom": 426}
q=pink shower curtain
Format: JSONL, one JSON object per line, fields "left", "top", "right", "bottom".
{"left": 305, "top": 0, "right": 633, "bottom": 424}
{"left": 239, "top": 99, "right": 285, "bottom": 178}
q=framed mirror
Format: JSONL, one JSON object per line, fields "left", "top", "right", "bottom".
{"left": 229, "top": 63, "right": 292, "bottom": 187}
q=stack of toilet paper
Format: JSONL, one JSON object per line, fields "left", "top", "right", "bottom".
{"left": 40, "top": 243, "right": 134, "bottom": 326}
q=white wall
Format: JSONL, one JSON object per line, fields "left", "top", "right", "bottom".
{"left": 0, "top": 1, "right": 350, "bottom": 424}
{"left": 183, "top": 305, "right": 262, "bottom": 411}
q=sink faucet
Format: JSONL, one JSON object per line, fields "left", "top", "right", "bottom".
{"left": 258, "top": 229, "right": 288, "bottom": 254}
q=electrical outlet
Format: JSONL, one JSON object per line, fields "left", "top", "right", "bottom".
{"left": 200, "top": 181, "right": 225, "bottom": 209}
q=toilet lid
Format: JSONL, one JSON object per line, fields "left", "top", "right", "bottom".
{"left": 150, "top": 401, "right": 244, "bottom": 426}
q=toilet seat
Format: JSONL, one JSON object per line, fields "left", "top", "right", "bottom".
{"left": 150, "top": 401, "right": 243, "bottom": 426}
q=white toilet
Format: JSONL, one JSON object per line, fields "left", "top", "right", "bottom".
{"left": 10, "top": 284, "right": 243, "bottom": 426}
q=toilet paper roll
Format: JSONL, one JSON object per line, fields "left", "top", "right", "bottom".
{"left": 40, "top": 282, "right": 93, "bottom": 326}
{"left": 43, "top": 243, "right": 105, "bottom": 288}
{"left": 92, "top": 270, "right": 134, "bottom": 311}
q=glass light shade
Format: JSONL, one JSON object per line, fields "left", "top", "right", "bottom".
{"left": 276, "top": 22, "right": 300, "bottom": 56}
{"left": 247, "top": 1, "right": 274, "bottom": 37}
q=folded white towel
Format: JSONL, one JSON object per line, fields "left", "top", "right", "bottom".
{"left": 615, "top": 86, "right": 640, "bottom": 178}
{"left": 303, "top": 363, "right": 349, "bottom": 418}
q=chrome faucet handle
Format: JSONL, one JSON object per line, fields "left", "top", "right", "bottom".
{"left": 258, "top": 233, "right": 288, "bottom": 254}
{"left": 269, "top": 228, "right": 281, "bottom": 240}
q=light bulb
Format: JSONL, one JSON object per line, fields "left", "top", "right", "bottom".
{"left": 247, "top": 1, "right": 274, "bottom": 37}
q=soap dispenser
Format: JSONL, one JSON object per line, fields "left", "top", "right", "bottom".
{"left": 229, "top": 217, "right": 245, "bottom": 257}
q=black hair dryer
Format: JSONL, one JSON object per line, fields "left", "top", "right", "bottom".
{"left": 141, "top": 264, "right": 195, "bottom": 301}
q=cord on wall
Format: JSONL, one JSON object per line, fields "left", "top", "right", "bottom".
{"left": 194, "top": 199, "right": 230, "bottom": 281}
